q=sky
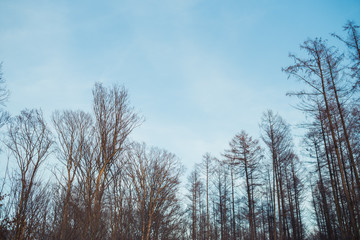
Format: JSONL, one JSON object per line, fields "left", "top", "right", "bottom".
{"left": 0, "top": 0, "right": 360, "bottom": 173}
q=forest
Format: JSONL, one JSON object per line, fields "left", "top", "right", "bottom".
{"left": 0, "top": 21, "right": 359, "bottom": 240}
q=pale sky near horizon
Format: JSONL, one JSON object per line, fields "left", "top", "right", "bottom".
{"left": 0, "top": 0, "right": 360, "bottom": 173}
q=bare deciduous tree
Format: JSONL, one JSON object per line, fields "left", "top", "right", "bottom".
{"left": 284, "top": 38, "right": 360, "bottom": 239}
{"left": 6, "top": 109, "right": 53, "bottom": 240}
{"left": 224, "top": 130, "right": 262, "bottom": 240}
{"left": 52, "top": 110, "right": 93, "bottom": 240}
{"left": 126, "top": 142, "right": 183, "bottom": 240}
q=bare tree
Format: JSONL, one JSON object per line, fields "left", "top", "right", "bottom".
{"left": 224, "top": 130, "right": 262, "bottom": 240}
{"left": 200, "top": 153, "right": 214, "bottom": 240}
{"left": 82, "top": 83, "right": 142, "bottom": 239}
{"left": 284, "top": 38, "right": 359, "bottom": 239}
{"left": 52, "top": 110, "right": 93, "bottom": 240}
{"left": 187, "top": 165, "right": 202, "bottom": 240}
{"left": 260, "top": 110, "right": 305, "bottom": 240}
{"left": 210, "top": 159, "right": 231, "bottom": 240}
{"left": 126, "top": 142, "right": 183, "bottom": 240}
{"left": 5, "top": 109, "right": 53, "bottom": 240}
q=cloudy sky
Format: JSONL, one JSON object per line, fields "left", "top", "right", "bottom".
{"left": 1, "top": 0, "right": 359, "bottom": 171}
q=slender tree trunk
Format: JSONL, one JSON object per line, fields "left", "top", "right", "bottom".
{"left": 231, "top": 166, "right": 236, "bottom": 240}
{"left": 245, "top": 159, "right": 254, "bottom": 240}
{"left": 319, "top": 106, "right": 346, "bottom": 238}
{"left": 327, "top": 57, "right": 360, "bottom": 190}
{"left": 274, "top": 160, "right": 283, "bottom": 240}
{"left": 206, "top": 161, "right": 210, "bottom": 240}
{"left": 314, "top": 141, "right": 334, "bottom": 240}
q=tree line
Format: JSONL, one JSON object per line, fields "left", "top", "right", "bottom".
{"left": 185, "top": 21, "right": 360, "bottom": 240}
{"left": 0, "top": 83, "right": 185, "bottom": 240}
{"left": 0, "top": 21, "right": 359, "bottom": 240}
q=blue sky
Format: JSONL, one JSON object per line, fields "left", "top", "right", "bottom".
{"left": 1, "top": 0, "right": 359, "bottom": 171}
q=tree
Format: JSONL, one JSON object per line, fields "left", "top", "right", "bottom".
{"left": 260, "top": 110, "right": 304, "bottom": 240}
{"left": 284, "top": 38, "right": 359, "bottom": 239}
{"left": 126, "top": 142, "right": 184, "bottom": 240}
{"left": 187, "top": 166, "right": 202, "bottom": 240}
{"left": 82, "top": 83, "right": 142, "bottom": 239}
{"left": 6, "top": 109, "right": 53, "bottom": 240}
{"left": 304, "top": 127, "right": 336, "bottom": 239}
{"left": 200, "top": 153, "right": 214, "bottom": 240}
{"left": 211, "top": 159, "right": 231, "bottom": 240}
{"left": 52, "top": 110, "right": 93, "bottom": 240}
{"left": 224, "top": 131, "right": 262, "bottom": 240}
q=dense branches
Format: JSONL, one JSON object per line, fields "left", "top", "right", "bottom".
{"left": 224, "top": 131, "right": 262, "bottom": 240}
{"left": 126, "top": 143, "right": 184, "bottom": 240}
{"left": 6, "top": 109, "right": 53, "bottom": 240}
{"left": 284, "top": 21, "right": 360, "bottom": 240}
